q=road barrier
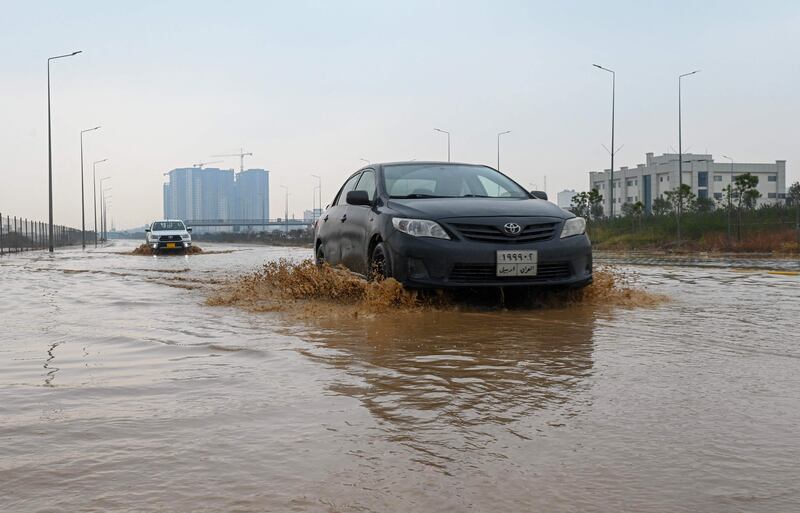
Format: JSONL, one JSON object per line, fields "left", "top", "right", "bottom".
{"left": 0, "top": 212, "right": 91, "bottom": 255}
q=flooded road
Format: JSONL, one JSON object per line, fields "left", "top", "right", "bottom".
{"left": 2, "top": 240, "right": 799, "bottom": 512}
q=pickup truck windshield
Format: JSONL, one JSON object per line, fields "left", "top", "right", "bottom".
{"left": 384, "top": 164, "right": 529, "bottom": 199}
{"left": 152, "top": 221, "right": 185, "bottom": 231}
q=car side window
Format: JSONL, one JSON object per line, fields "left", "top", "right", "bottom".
{"left": 334, "top": 173, "right": 362, "bottom": 206}
{"left": 353, "top": 170, "right": 376, "bottom": 201}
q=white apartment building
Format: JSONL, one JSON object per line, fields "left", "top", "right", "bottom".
{"left": 589, "top": 153, "right": 787, "bottom": 215}
{"left": 557, "top": 189, "right": 577, "bottom": 209}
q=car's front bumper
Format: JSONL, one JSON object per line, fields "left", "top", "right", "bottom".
{"left": 385, "top": 231, "right": 592, "bottom": 289}
{"left": 149, "top": 241, "right": 192, "bottom": 250}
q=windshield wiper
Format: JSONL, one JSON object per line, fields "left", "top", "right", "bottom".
{"left": 461, "top": 194, "right": 489, "bottom": 198}
{"left": 390, "top": 193, "right": 445, "bottom": 199}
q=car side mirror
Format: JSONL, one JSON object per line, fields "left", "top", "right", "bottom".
{"left": 531, "top": 190, "right": 548, "bottom": 201}
{"left": 346, "top": 190, "right": 372, "bottom": 206}
{"left": 187, "top": 227, "right": 192, "bottom": 233}
{"left": 145, "top": 228, "right": 151, "bottom": 232}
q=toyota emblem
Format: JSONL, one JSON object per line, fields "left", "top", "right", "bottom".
{"left": 503, "top": 222, "right": 522, "bottom": 235}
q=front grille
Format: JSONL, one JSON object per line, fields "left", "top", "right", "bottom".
{"left": 449, "top": 262, "right": 572, "bottom": 283}
{"left": 159, "top": 235, "right": 182, "bottom": 242}
{"left": 449, "top": 221, "right": 559, "bottom": 244}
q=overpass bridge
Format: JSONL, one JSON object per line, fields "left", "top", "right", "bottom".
{"left": 184, "top": 219, "right": 313, "bottom": 230}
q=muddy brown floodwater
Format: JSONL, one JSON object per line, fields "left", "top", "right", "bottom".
{"left": 1, "top": 240, "right": 799, "bottom": 512}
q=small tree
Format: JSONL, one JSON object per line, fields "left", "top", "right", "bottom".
{"left": 588, "top": 188, "right": 604, "bottom": 220}
{"left": 663, "top": 184, "right": 697, "bottom": 214}
{"left": 652, "top": 196, "right": 671, "bottom": 216}
{"left": 695, "top": 196, "right": 716, "bottom": 213}
{"left": 732, "top": 173, "right": 761, "bottom": 210}
{"left": 788, "top": 181, "right": 800, "bottom": 244}
{"left": 570, "top": 192, "right": 590, "bottom": 218}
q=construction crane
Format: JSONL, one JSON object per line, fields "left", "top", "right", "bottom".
{"left": 212, "top": 148, "right": 253, "bottom": 173}
{"left": 193, "top": 160, "right": 224, "bottom": 169}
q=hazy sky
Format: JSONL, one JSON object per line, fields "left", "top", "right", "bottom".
{"left": 2, "top": 0, "right": 798, "bottom": 229}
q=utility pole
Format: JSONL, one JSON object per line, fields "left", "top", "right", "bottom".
{"left": 47, "top": 50, "right": 82, "bottom": 252}
{"left": 311, "top": 174, "right": 322, "bottom": 220}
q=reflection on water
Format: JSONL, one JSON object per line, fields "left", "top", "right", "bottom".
{"left": 303, "top": 309, "right": 596, "bottom": 429}
{"left": 1, "top": 240, "right": 799, "bottom": 513}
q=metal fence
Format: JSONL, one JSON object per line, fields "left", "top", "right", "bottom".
{"left": 0, "top": 212, "right": 91, "bottom": 255}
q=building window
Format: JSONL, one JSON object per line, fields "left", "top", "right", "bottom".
{"left": 768, "top": 175, "right": 777, "bottom": 182}
{"left": 768, "top": 192, "right": 777, "bottom": 198}
{"left": 713, "top": 192, "right": 723, "bottom": 200}
{"left": 659, "top": 176, "right": 664, "bottom": 182}
{"left": 626, "top": 179, "right": 634, "bottom": 186}
{"left": 714, "top": 175, "right": 723, "bottom": 182}
{"left": 626, "top": 196, "right": 633, "bottom": 203}
{"left": 698, "top": 189, "right": 708, "bottom": 199}
{"left": 698, "top": 172, "right": 708, "bottom": 188}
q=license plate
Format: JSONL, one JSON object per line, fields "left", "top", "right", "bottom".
{"left": 496, "top": 250, "right": 537, "bottom": 277}
{"left": 166, "top": 242, "right": 176, "bottom": 249}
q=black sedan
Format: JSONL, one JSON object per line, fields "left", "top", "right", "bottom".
{"left": 315, "top": 162, "right": 592, "bottom": 289}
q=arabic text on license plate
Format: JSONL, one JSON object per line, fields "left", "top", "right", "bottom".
{"left": 166, "top": 243, "right": 176, "bottom": 249}
{"left": 496, "top": 250, "right": 537, "bottom": 277}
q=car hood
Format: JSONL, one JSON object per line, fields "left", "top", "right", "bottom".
{"left": 386, "top": 197, "right": 572, "bottom": 220}
{"left": 150, "top": 230, "right": 189, "bottom": 237}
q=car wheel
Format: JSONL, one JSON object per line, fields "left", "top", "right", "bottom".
{"left": 369, "top": 242, "right": 392, "bottom": 280}
{"left": 315, "top": 244, "right": 325, "bottom": 266}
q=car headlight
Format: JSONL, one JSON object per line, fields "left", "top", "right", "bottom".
{"left": 181, "top": 234, "right": 191, "bottom": 240}
{"left": 560, "top": 217, "right": 586, "bottom": 238}
{"left": 392, "top": 218, "right": 450, "bottom": 239}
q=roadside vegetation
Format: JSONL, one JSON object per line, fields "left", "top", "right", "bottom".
{"left": 192, "top": 228, "right": 313, "bottom": 247}
{"left": 570, "top": 176, "right": 800, "bottom": 253}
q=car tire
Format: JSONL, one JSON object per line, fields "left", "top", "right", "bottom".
{"left": 315, "top": 244, "right": 325, "bottom": 266}
{"left": 369, "top": 242, "right": 392, "bottom": 281}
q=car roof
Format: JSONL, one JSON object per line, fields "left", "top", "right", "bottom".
{"left": 370, "top": 161, "right": 491, "bottom": 169}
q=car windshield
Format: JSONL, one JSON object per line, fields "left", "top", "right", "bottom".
{"left": 152, "top": 221, "right": 185, "bottom": 231}
{"left": 383, "top": 164, "right": 529, "bottom": 199}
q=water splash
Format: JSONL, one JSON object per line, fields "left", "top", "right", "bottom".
{"left": 207, "top": 259, "right": 666, "bottom": 314}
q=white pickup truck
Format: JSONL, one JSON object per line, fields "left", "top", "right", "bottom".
{"left": 145, "top": 220, "right": 193, "bottom": 253}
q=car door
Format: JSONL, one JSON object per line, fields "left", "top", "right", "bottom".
{"left": 341, "top": 169, "right": 376, "bottom": 274}
{"left": 317, "top": 172, "right": 361, "bottom": 265}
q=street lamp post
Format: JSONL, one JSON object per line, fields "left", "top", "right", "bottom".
{"left": 593, "top": 64, "right": 616, "bottom": 218}
{"left": 280, "top": 185, "right": 289, "bottom": 234}
{"left": 434, "top": 128, "right": 450, "bottom": 162}
{"left": 496, "top": 130, "right": 511, "bottom": 171}
{"left": 723, "top": 155, "right": 734, "bottom": 240}
{"left": 80, "top": 126, "right": 101, "bottom": 249}
{"left": 311, "top": 174, "right": 322, "bottom": 221}
{"left": 93, "top": 159, "right": 108, "bottom": 247}
{"left": 47, "top": 50, "right": 82, "bottom": 252}
{"left": 678, "top": 69, "right": 701, "bottom": 243}
{"left": 99, "top": 177, "right": 111, "bottom": 243}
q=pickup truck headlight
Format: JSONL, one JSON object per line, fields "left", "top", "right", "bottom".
{"left": 181, "top": 234, "right": 191, "bottom": 240}
{"left": 392, "top": 218, "right": 450, "bottom": 240}
{"left": 560, "top": 217, "right": 586, "bottom": 238}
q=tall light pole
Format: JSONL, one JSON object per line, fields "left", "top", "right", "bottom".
{"left": 280, "top": 185, "right": 289, "bottom": 234}
{"left": 99, "top": 177, "right": 111, "bottom": 243}
{"left": 496, "top": 130, "right": 511, "bottom": 171}
{"left": 93, "top": 159, "right": 108, "bottom": 247}
{"left": 434, "top": 128, "right": 450, "bottom": 162}
{"left": 47, "top": 50, "right": 82, "bottom": 252}
{"left": 593, "top": 64, "right": 616, "bottom": 218}
{"left": 80, "top": 126, "right": 101, "bottom": 249}
{"left": 723, "top": 155, "right": 734, "bottom": 240}
{"left": 678, "top": 69, "right": 701, "bottom": 242}
{"left": 311, "top": 174, "right": 322, "bottom": 220}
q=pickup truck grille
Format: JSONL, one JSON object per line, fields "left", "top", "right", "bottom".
{"left": 158, "top": 235, "right": 182, "bottom": 242}
{"left": 449, "top": 221, "right": 559, "bottom": 244}
{"left": 449, "top": 262, "right": 572, "bottom": 283}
